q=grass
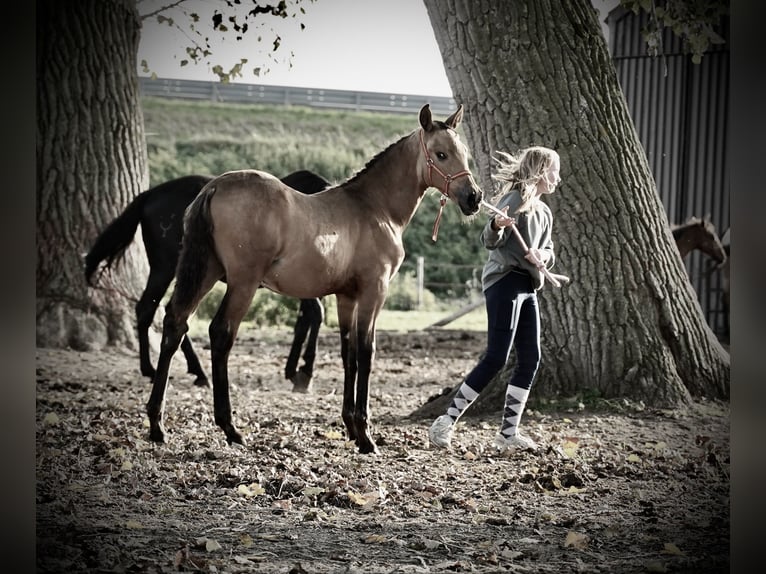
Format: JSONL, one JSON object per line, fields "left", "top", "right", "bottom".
{"left": 187, "top": 304, "right": 487, "bottom": 339}
{"left": 375, "top": 305, "right": 486, "bottom": 332}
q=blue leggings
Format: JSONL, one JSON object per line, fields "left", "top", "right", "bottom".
{"left": 464, "top": 270, "right": 541, "bottom": 394}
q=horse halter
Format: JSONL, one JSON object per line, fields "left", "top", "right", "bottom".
{"left": 419, "top": 128, "right": 472, "bottom": 241}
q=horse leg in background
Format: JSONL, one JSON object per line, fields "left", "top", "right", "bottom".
{"left": 136, "top": 266, "right": 210, "bottom": 387}
{"left": 208, "top": 281, "right": 260, "bottom": 445}
{"left": 179, "top": 334, "right": 209, "bottom": 387}
{"left": 287, "top": 298, "right": 324, "bottom": 393}
{"left": 135, "top": 268, "right": 172, "bottom": 379}
{"left": 285, "top": 299, "right": 312, "bottom": 384}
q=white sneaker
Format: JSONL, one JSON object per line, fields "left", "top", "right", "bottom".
{"left": 428, "top": 415, "right": 455, "bottom": 448}
{"left": 494, "top": 432, "right": 538, "bottom": 452}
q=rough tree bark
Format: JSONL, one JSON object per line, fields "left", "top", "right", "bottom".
{"left": 37, "top": 0, "right": 148, "bottom": 351}
{"left": 416, "top": 0, "right": 729, "bottom": 416}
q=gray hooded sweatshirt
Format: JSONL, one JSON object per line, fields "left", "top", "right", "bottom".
{"left": 480, "top": 189, "right": 555, "bottom": 292}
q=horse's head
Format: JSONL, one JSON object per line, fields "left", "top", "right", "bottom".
{"left": 418, "top": 104, "right": 482, "bottom": 216}
{"left": 700, "top": 216, "right": 727, "bottom": 266}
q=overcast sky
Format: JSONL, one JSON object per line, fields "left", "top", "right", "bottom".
{"left": 137, "top": 0, "right": 454, "bottom": 97}
{"left": 137, "top": 0, "right": 618, "bottom": 98}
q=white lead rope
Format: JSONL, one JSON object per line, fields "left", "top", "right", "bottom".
{"left": 481, "top": 200, "right": 570, "bottom": 288}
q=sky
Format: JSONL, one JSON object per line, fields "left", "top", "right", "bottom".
{"left": 137, "top": 0, "right": 455, "bottom": 98}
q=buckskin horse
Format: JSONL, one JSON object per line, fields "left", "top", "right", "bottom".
{"left": 85, "top": 170, "right": 331, "bottom": 389}
{"left": 146, "top": 104, "right": 482, "bottom": 454}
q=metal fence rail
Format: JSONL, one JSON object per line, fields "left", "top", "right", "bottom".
{"left": 139, "top": 76, "right": 458, "bottom": 117}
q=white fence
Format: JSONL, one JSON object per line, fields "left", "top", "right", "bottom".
{"left": 139, "top": 76, "right": 458, "bottom": 117}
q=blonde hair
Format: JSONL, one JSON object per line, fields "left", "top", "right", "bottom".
{"left": 491, "top": 146, "right": 559, "bottom": 213}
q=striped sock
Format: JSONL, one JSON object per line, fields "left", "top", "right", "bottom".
{"left": 499, "top": 384, "right": 531, "bottom": 438}
{"left": 446, "top": 382, "right": 480, "bottom": 422}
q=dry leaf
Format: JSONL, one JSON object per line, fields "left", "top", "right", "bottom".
{"left": 43, "top": 412, "right": 59, "bottom": 425}
{"left": 627, "top": 453, "right": 641, "bottom": 463}
{"left": 562, "top": 439, "right": 579, "bottom": 458}
{"left": 238, "top": 483, "right": 265, "bottom": 497}
{"left": 205, "top": 538, "right": 222, "bottom": 552}
{"left": 662, "top": 542, "right": 684, "bottom": 555}
{"left": 363, "top": 534, "right": 387, "bottom": 544}
{"left": 563, "top": 531, "right": 589, "bottom": 550}
{"left": 125, "top": 520, "right": 143, "bottom": 529}
{"left": 347, "top": 490, "right": 369, "bottom": 506}
{"left": 303, "top": 486, "right": 325, "bottom": 497}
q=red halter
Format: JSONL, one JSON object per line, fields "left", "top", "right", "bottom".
{"left": 419, "top": 128, "right": 472, "bottom": 242}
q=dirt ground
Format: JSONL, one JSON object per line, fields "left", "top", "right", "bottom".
{"left": 36, "top": 329, "right": 729, "bottom": 573}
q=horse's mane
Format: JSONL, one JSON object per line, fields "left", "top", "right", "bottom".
{"left": 670, "top": 215, "right": 715, "bottom": 239}
{"left": 340, "top": 133, "right": 411, "bottom": 189}
{"left": 340, "top": 121, "right": 454, "bottom": 189}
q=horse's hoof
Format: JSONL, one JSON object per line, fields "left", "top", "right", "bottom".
{"left": 193, "top": 376, "right": 210, "bottom": 388}
{"left": 148, "top": 426, "right": 166, "bottom": 443}
{"left": 224, "top": 427, "right": 245, "bottom": 446}
{"left": 358, "top": 440, "right": 379, "bottom": 455}
{"left": 290, "top": 371, "right": 312, "bottom": 393}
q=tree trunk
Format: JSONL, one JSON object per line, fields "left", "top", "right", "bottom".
{"left": 417, "top": 0, "right": 729, "bottom": 417}
{"left": 37, "top": 0, "right": 148, "bottom": 351}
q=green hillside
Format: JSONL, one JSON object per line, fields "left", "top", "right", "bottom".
{"left": 141, "top": 97, "right": 488, "bottom": 312}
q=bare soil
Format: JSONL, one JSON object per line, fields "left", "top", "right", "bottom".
{"left": 36, "top": 329, "right": 729, "bottom": 573}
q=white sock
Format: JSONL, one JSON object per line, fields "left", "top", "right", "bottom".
{"left": 499, "top": 384, "right": 531, "bottom": 438}
{"left": 446, "top": 382, "right": 480, "bottom": 422}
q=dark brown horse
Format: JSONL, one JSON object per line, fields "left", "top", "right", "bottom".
{"left": 85, "top": 170, "right": 331, "bottom": 387}
{"left": 146, "top": 104, "right": 482, "bottom": 454}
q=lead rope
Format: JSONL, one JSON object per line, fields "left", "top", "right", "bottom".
{"left": 431, "top": 194, "right": 448, "bottom": 241}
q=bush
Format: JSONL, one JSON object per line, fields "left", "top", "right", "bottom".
{"left": 384, "top": 271, "right": 437, "bottom": 311}
{"left": 194, "top": 283, "right": 301, "bottom": 328}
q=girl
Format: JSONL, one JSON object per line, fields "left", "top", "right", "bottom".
{"left": 429, "top": 146, "right": 561, "bottom": 452}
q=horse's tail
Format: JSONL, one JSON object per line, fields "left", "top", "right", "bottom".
{"left": 84, "top": 190, "right": 150, "bottom": 286}
{"left": 172, "top": 184, "right": 217, "bottom": 309}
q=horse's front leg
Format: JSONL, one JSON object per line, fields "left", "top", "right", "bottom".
{"left": 336, "top": 295, "right": 358, "bottom": 441}
{"left": 353, "top": 324, "right": 378, "bottom": 455}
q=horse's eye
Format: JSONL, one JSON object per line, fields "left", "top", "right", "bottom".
{"left": 436, "top": 152, "right": 447, "bottom": 161}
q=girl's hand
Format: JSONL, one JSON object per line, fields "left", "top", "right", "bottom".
{"left": 492, "top": 207, "right": 515, "bottom": 229}
{"left": 525, "top": 248, "right": 546, "bottom": 269}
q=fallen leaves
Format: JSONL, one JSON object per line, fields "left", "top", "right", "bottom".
{"left": 35, "top": 337, "right": 730, "bottom": 574}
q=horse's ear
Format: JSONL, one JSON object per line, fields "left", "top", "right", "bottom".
{"left": 445, "top": 105, "right": 464, "bottom": 129}
{"left": 419, "top": 104, "right": 433, "bottom": 131}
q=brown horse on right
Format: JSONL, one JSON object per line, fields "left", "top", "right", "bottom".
{"left": 671, "top": 215, "right": 726, "bottom": 264}
{"left": 145, "top": 104, "right": 483, "bottom": 454}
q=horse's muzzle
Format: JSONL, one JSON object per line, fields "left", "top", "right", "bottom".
{"left": 455, "top": 182, "right": 482, "bottom": 216}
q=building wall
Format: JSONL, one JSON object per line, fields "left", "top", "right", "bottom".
{"left": 607, "top": 6, "right": 730, "bottom": 339}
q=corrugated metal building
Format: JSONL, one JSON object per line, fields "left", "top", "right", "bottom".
{"left": 607, "top": 6, "right": 730, "bottom": 341}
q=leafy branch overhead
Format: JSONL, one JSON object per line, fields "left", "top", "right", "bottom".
{"left": 620, "top": 0, "right": 728, "bottom": 64}
{"left": 139, "top": 0, "right": 315, "bottom": 83}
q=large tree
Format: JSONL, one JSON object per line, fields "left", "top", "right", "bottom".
{"left": 416, "top": 0, "right": 729, "bottom": 417}
{"left": 36, "top": 0, "right": 305, "bottom": 351}
{"left": 37, "top": 0, "right": 148, "bottom": 350}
